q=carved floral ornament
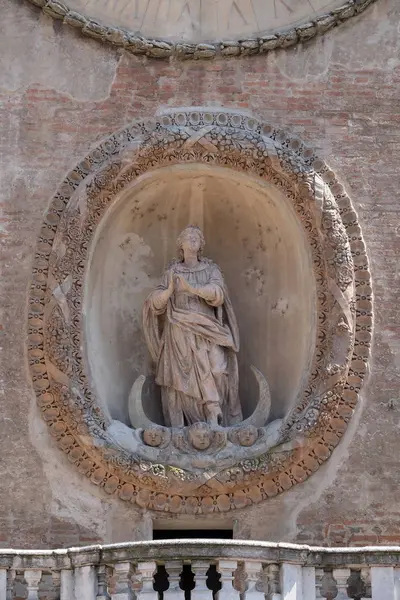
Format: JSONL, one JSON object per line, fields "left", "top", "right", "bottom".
{"left": 23, "top": 0, "right": 377, "bottom": 59}
{"left": 28, "top": 109, "right": 372, "bottom": 513}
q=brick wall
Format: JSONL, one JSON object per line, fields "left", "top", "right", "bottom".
{"left": 1, "top": 0, "right": 399, "bottom": 547}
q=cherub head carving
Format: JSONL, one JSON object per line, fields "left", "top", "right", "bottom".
{"left": 187, "top": 422, "right": 212, "bottom": 451}
{"left": 229, "top": 425, "right": 259, "bottom": 447}
{"left": 142, "top": 425, "right": 168, "bottom": 448}
{"left": 237, "top": 425, "right": 259, "bottom": 447}
{"left": 172, "top": 423, "right": 227, "bottom": 455}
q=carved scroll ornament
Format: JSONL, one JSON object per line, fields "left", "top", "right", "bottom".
{"left": 27, "top": 108, "right": 372, "bottom": 513}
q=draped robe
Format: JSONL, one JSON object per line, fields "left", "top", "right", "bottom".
{"left": 143, "top": 259, "right": 242, "bottom": 427}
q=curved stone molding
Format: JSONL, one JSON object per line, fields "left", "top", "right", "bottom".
{"left": 27, "top": 108, "right": 372, "bottom": 513}
{"left": 24, "top": 0, "right": 377, "bottom": 59}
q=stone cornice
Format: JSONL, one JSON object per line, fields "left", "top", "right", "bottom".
{"left": 24, "top": 0, "right": 377, "bottom": 59}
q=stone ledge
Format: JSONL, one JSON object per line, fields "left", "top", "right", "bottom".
{"left": 0, "top": 540, "right": 399, "bottom": 568}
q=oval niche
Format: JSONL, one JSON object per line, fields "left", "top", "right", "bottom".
{"left": 84, "top": 163, "right": 316, "bottom": 427}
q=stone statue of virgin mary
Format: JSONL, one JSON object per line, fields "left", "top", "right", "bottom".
{"left": 143, "top": 226, "right": 243, "bottom": 428}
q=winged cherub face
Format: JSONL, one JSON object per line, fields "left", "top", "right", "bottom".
{"left": 188, "top": 423, "right": 212, "bottom": 451}
{"left": 143, "top": 426, "right": 164, "bottom": 447}
{"left": 237, "top": 425, "right": 258, "bottom": 447}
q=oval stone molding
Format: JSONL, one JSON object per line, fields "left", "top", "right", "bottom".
{"left": 27, "top": 108, "right": 372, "bottom": 513}
{"left": 24, "top": 0, "right": 377, "bottom": 59}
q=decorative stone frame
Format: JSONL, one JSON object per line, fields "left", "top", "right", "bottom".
{"left": 24, "top": 0, "right": 377, "bottom": 59}
{"left": 28, "top": 108, "right": 372, "bottom": 513}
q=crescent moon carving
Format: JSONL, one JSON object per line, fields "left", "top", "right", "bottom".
{"left": 128, "top": 366, "right": 271, "bottom": 430}
{"left": 128, "top": 374, "right": 153, "bottom": 429}
{"left": 240, "top": 365, "right": 272, "bottom": 428}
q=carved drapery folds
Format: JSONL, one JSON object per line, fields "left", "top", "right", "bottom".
{"left": 27, "top": 109, "right": 372, "bottom": 513}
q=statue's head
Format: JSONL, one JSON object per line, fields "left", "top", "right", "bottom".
{"left": 142, "top": 425, "right": 165, "bottom": 447}
{"left": 177, "top": 226, "right": 205, "bottom": 262}
{"left": 237, "top": 425, "right": 259, "bottom": 447}
{"left": 188, "top": 422, "right": 212, "bottom": 451}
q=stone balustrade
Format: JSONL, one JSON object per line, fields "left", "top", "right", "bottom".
{"left": 0, "top": 540, "right": 399, "bottom": 599}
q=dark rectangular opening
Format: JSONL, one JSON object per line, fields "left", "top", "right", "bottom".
{"left": 153, "top": 529, "right": 233, "bottom": 540}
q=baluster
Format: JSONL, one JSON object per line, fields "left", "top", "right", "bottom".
{"left": 347, "top": 569, "right": 371, "bottom": 600}
{"left": 180, "top": 564, "right": 195, "bottom": 599}
{"left": 61, "top": 569, "right": 74, "bottom": 600}
{"left": 233, "top": 563, "right": 246, "bottom": 596}
{"left": 360, "top": 568, "right": 371, "bottom": 599}
{"left": 281, "top": 563, "right": 304, "bottom": 600}
{"left": 111, "top": 563, "right": 133, "bottom": 600}
{"left": 6, "top": 570, "right": 15, "bottom": 600}
{"left": 243, "top": 561, "right": 264, "bottom": 600}
{"left": 302, "top": 567, "right": 316, "bottom": 600}
{"left": 315, "top": 569, "right": 325, "bottom": 600}
{"left": 135, "top": 562, "right": 157, "bottom": 600}
{"left": 52, "top": 571, "right": 61, "bottom": 600}
{"left": 153, "top": 565, "right": 169, "bottom": 598}
{"left": 318, "top": 570, "right": 338, "bottom": 600}
{"left": 217, "top": 560, "right": 240, "bottom": 600}
{"left": 164, "top": 561, "right": 184, "bottom": 600}
{"left": 97, "top": 566, "right": 111, "bottom": 600}
{"left": 265, "top": 564, "right": 281, "bottom": 600}
{"left": 75, "top": 565, "right": 97, "bottom": 600}
{"left": 333, "top": 568, "right": 351, "bottom": 600}
{"left": 192, "top": 561, "right": 213, "bottom": 600}
{"left": 24, "top": 569, "right": 42, "bottom": 600}
{"left": 371, "top": 567, "right": 395, "bottom": 600}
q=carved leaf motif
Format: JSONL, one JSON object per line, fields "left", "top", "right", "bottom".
{"left": 45, "top": 307, "right": 71, "bottom": 375}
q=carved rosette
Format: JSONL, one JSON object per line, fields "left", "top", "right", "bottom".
{"left": 27, "top": 109, "right": 372, "bottom": 513}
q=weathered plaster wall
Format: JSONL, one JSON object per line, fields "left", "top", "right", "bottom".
{"left": 1, "top": 0, "right": 399, "bottom": 548}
